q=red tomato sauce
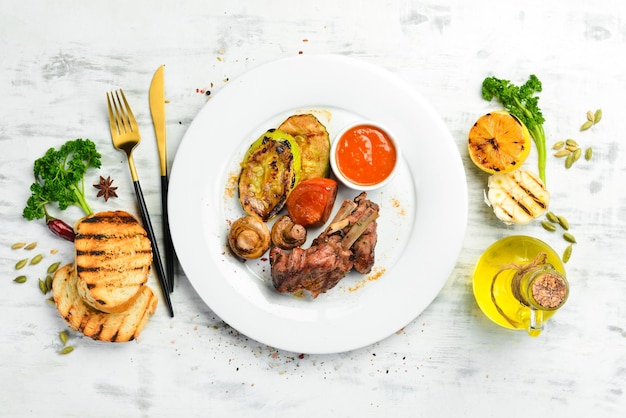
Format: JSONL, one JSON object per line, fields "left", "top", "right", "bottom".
{"left": 335, "top": 124, "right": 397, "bottom": 186}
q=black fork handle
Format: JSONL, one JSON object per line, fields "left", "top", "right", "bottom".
{"left": 133, "top": 180, "right": 174, "bottom": 317}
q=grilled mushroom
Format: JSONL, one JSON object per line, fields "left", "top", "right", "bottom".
{"left": 228, "top": 215, "right": 271, "bottom": 259}
{"left": 271, "top": 215, "right": 307, "bottom": 250}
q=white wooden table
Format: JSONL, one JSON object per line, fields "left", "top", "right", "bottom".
{"left": 1, "top": 1, "right": 624, "bottom": 416}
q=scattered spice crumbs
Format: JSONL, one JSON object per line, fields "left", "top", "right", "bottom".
{"left": 348, "top": 267, "right": 386, "bottom": 292}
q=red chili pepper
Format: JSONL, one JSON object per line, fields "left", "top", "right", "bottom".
{"left": 45, "top": 215, "right": 75, "bottom": 242}
{"left": 42, "top": 205, "right": 75, "bottom": 242}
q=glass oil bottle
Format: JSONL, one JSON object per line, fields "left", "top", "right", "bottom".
{"left": 472, "top": 235, "right": 569, "bottom": 336}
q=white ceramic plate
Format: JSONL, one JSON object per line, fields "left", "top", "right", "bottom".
{"left": 169, "top": 55, "right": 467, "bottom": 354}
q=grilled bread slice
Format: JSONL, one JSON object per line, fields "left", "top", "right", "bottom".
{"left": 52, "top": 263, "right": 158, "bottom": 342}
{"left": 74, "top": 211, "right": 152, "bottom": 313}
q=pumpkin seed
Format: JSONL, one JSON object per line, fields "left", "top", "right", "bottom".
{"left": 566, "top": 138, "right": 578, "bottom": 147}
{"left": 580, "top": 120, "right": 593, "bottom": 131}
{"left": 554, "top": 149, "right": 571, "bottom": 157}
{"left": 11, "top": 242, "right": 26, "bottom": 250}
{"left": 24, "top": 242, "right": 37, "bottom": 250}
{"left": 586, "top": 110, "right": 595, "bottom": 123}
{"left": 565, "top": 152, "right": 575, "bottom": 168}
{"left": 46, "top": 297, "right": 55, "bottom": 306}
{"left": 546, "top": 211, "right": 559, "bottom": 223}
{"left": 562, "top": 244, "right": 573, "bottom": 263}
{"left": 563, "top": 232, "right": 577, "bottom": 243}
{"left": 59, "top": 331, "right": 69, "bottom": 345}
{"left": 45, "top": 275, "right": 53, "bottom": 292}
{"left": 47, "top": 262, "right": 60, "bottom": 274}
{"left": 585, "top": 147, "right": 593, "bottom": 161}
{"left": 30, "top": 254, "right": 43, "bottom": 265}
{"left": 557, "top": 215, "right": 570, "bottom": 230}
{"left": 13, "top": 275, "right": 27, "bottom": 284}
{"left": 541, "top": 220, "right": 557, "bottom": 232}
{"left": 573, "top": 148, "right": 582, "bottom": 162}
{"left": 60, "top": 346, "right": 74, "bottom": 355}
{"left": 38, "top": 278, "right": 48, "bottom": 294}
{"left": 15, "top": 258, "right": 28, "bottom": 270}
{"left": 594, "top": 109, "right": 602, "bottom": 123}
{"left": 552, "top": 141, "right": 565, "bottom": 150}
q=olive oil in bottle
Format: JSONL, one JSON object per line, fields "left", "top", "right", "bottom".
{"left": 472, "top": 235, "right": 568, "bottom": 336}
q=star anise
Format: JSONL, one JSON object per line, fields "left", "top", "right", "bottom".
{"left": 93, "top": 176, "right": 118, "bottom": 201}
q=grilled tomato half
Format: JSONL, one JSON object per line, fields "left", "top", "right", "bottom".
{"left": 238, "top": 129, "right": 302, "bottom": 221}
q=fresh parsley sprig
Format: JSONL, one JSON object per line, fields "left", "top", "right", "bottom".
{"left": 482, "top": 74, "right": 547, "bottom": 184}
{"left": 23, "top": 138, "right": 102, "bottom": 221}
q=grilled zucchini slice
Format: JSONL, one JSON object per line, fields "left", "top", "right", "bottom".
{"left": 278, "top": 114, "right": 331, "bottom": 181}
{"left": 238, "top": 129, "right": 301, "bottom": 221}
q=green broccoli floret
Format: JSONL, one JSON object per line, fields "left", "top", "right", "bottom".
{"left": 23, "top": 138, "right": 101, "bottom": 220}
{"left": 482, "top": 74, "right": 547, "bottom": 184}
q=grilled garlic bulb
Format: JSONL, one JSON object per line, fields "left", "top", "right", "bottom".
{"left": 486, "top": 169, "right": 550, "bottom": 225}
{"left": 228, "top": 215, "right": 271, "bottom": 259}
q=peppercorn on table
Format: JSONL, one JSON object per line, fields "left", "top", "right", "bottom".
{"left": 1, "top": 1, "right": 625, "bottom": 417}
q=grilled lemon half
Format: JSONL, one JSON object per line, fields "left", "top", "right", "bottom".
{"left": 468, "top": 110, "right": 531, "bottom": 174}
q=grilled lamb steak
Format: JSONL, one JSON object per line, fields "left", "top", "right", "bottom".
{"left": 270, "top": 192, "right": 379, "bottom": 297}
{"left": 269, "top": 234, "right": 353, "bottom": 298}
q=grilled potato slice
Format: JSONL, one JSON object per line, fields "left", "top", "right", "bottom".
{"left": 238, "top": 129, "right": 301, "bottom": 221}
{"left": 278, "top": 114, "right": 331, "bottom": 181}
{"left": 52, "top": 263, "right": 157, "bottom": 342}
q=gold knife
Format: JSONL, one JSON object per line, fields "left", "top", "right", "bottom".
{"left": 149, "top": 65, "right": 175, "bottom": 293}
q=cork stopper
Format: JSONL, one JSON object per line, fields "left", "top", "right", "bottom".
{"left": 530, "top": 273, "right": 568, "bottom": 309}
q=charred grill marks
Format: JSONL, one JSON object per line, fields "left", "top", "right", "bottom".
{"left": 76, "top": 265, "right": 150, "bottom": 273}
{"left": 80, "top": 214, "right": 138, "bottom": 224}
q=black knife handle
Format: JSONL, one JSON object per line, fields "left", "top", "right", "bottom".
{"left": 133, "top": 180, "right": 174, "bottom": 317}
{"left": 161, "top": 175, "right": 175, "bottom": 293}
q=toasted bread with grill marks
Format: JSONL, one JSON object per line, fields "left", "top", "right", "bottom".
{"left": 52, "top": 263, "right": 158, "bottom": 342}
{"left": 74, "top": 211, "right": 152, "bottom": 314}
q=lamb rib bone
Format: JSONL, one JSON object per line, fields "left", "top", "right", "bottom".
{"left": 340, "top": 206, "right": 379, "bottom": 250}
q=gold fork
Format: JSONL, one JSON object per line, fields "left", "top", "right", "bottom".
{"left": 106, "top": 89, "right": 174, "bottom": 317}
